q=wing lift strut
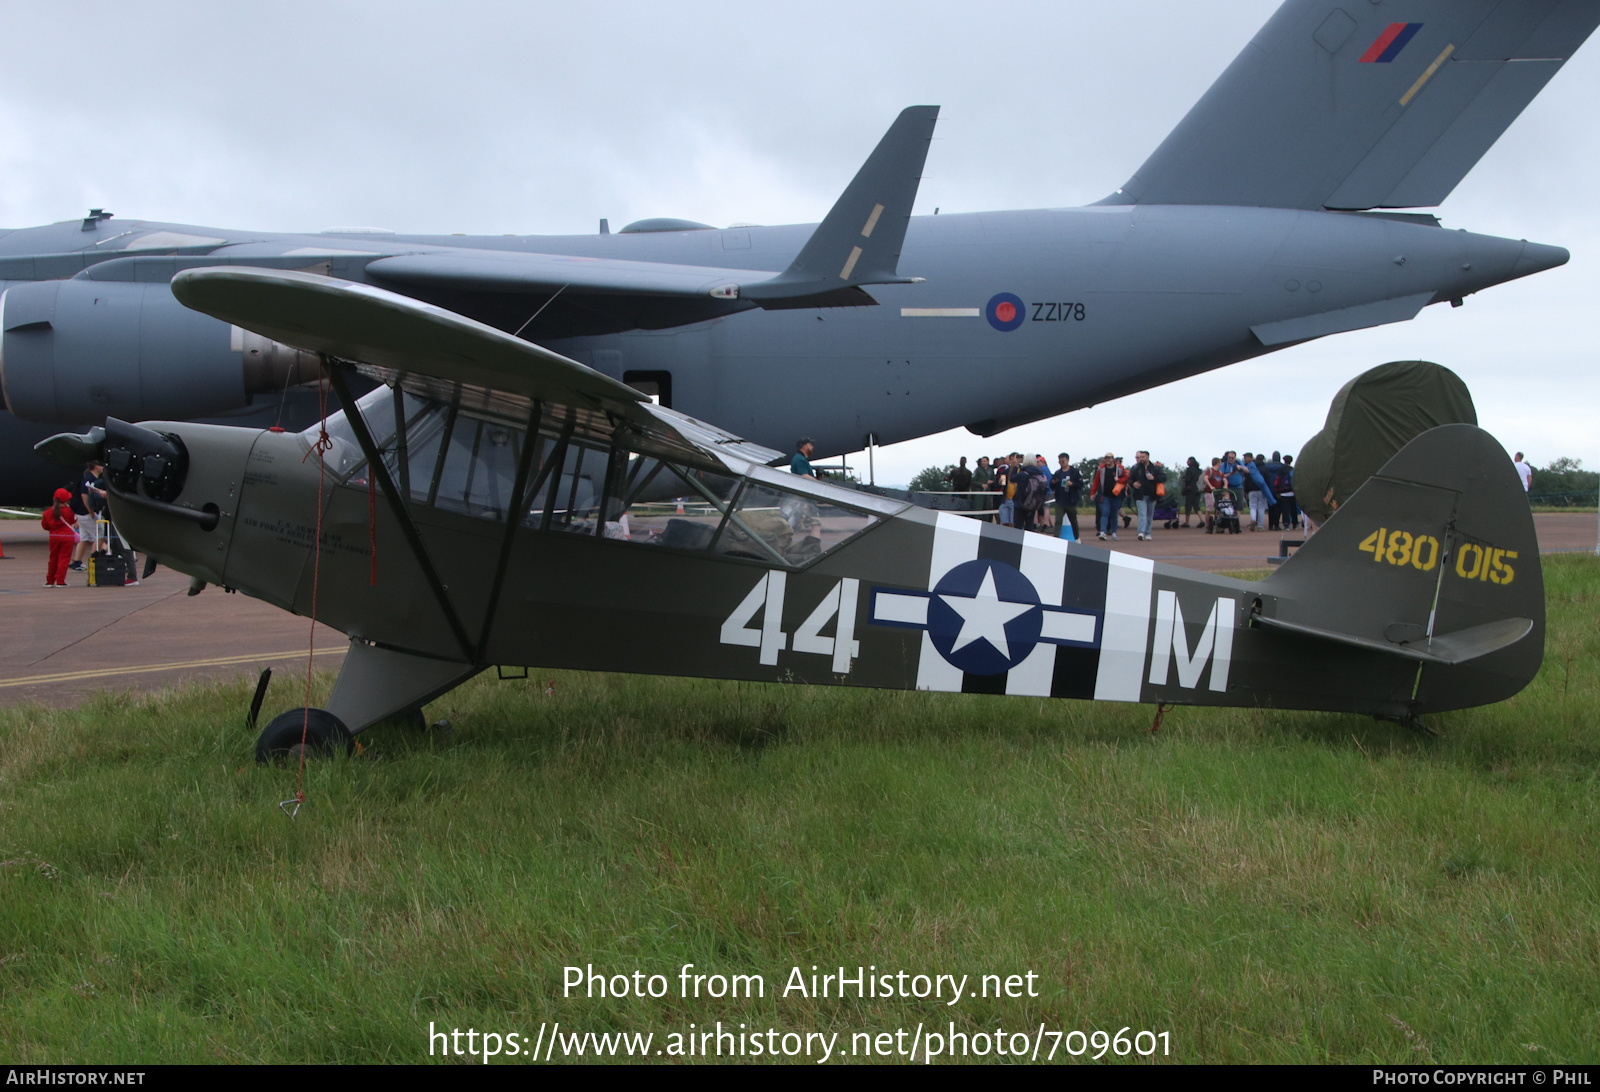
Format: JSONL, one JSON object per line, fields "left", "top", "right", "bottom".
{"left": 325, "top": 360, "right": 475, "bottom": 663}
{"left": 322, "top": 360, "right": 503, "bottom": 733}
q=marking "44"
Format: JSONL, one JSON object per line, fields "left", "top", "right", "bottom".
{"left": 720, "top": 573, "right": 861, "bottom": 674}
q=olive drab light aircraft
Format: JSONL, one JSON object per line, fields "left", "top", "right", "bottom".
{"left": 36, "top": 267, "right": 1544, "bottom": 758}
{"left": 3, "top": 0, "right": 1597, "bottom": 503}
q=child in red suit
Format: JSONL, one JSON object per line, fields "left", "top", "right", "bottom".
{"left": 41, "top": 487, "right": 77, "bottom": 587}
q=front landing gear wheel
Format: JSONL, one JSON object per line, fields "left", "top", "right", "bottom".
{"left": 256, "top": 708, "right": 355, "bottom": 765}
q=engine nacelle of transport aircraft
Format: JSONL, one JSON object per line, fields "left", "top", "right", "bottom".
{"left": 0, "top": 278, "right": 318, "bottom": 424}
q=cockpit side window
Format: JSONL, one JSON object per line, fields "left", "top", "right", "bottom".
{"left": 597, "top": 449, "right": 880, "bottom": 566}
{"left": 598, "top": 457, "right": 740, "bottom": 550}
{"left": 342, "top": 382, "right": 884, "bottom": 566}
{"left": 539, "top": 437, "right": 610, "bottom": 533}
{"left": 709, "top": 480, "right": 880, "bottom": 567}
{"left": 428, "top": 415, "right": 521, "bottom": 521}
{"left": 395, "top": 401, "right": 451, "bottom": 506}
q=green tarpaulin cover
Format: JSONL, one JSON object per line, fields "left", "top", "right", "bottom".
{"left": 1296, "top": 361, "right": 1477, "bottom": 523}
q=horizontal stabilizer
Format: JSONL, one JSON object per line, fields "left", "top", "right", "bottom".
{"left": 1256, "top": 613, "right": 1532, "bottom": 665}
{"left": 1103, "top": 0, "right": 1600, "bottom": 210}
{"left": 1251, "top": 291, "right": 1434, "bottom": 346}
{"left": 741, "top": 105, "right": 938, "bottom": 302}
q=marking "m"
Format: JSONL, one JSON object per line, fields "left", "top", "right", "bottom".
{"left": 1147, "top": 591, "right": 1235, "bottom": 692}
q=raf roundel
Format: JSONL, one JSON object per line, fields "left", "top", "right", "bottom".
{"left": 985, "top": 292, "right": 1026, "bottom": 332}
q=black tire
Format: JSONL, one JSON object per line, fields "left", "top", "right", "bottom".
{"left": 256, "top": 708, "right": 354, "bottom": 765}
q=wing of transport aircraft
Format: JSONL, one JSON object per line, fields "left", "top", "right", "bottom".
{"left": 44, "top": 264, "right": 1537, "bottom": 757}
{"left": 1104, "top": 0, "right": 1600, "bottom": 210}
{"left": 363, "top": 251, "right": 783, "bottom": 300}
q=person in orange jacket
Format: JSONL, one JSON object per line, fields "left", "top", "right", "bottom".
{"left": 1088, "top": 453, "right": 1128, "bottom": 541}
{"left": 40, "top": 487, "right": 78, "bottom": 587}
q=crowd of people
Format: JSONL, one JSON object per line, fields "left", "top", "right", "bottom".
{"left": 935, "top": 450, "right": 1302, "bottom": 541}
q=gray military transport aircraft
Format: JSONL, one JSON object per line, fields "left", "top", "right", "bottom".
{"left": 38, "top": 268, "right": 1544, "bottom": 758}
{"left": 3, "top": 0, "right": 1596, "bottom": 503}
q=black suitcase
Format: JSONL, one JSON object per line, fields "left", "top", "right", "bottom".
{"left": 88, "top": 549, "right": 129, "bottom": 587}
{"left": 87, "top": 517, "right": 137, "bottom": 586}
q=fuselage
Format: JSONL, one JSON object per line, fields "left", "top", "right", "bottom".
{"left": 93, "top": 383, "right": 1544, "bottom": 733}
{"left": 538, "top": 206, "right": 1563, "bottom": 449}
{"left": 0, "top": 204, "right": 1566, "bottom": 490}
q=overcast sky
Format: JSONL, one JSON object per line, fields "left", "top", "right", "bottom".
{"left": 1, "top": 1, "right": 1594, "bottom": 485}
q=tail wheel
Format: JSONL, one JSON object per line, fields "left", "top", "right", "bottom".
{"left": 256, "top": 708, "right": 354, "bottom": 765}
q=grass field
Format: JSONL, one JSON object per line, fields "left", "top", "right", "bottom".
{"left": 2, "top": 556, "right": 1597, "bottom": 1064}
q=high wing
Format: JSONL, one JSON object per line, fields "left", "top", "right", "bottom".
{"left": 168, "top": 266, "right": 784, "bottom": 468}
{"left": 1103, "top": 0, "right": 1600, "bottom": 210}
{"left": 365, "top": 104, "right": 939, "bottom": 327}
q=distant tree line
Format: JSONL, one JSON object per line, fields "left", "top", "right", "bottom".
{"left": 910, "top": 465, "right": 955, "bottom": 493}
{"left": 1528, "top": 457, "right": 1599, "bottom": 506}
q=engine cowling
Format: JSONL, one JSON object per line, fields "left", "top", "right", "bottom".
{"left": 0, "top": 278, "right": 318, "bottom": 423}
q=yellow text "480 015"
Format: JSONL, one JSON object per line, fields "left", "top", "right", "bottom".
{"left": 1356, "top": 528, "right": 1517, "bottom": 585}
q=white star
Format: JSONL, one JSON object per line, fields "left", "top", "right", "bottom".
{"left": 939, "top": 567, "right": 1033, "bottom": 660}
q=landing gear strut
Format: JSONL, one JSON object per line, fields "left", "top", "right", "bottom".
{"left": 376, "top": 706, "right": 427, "bottom": 732}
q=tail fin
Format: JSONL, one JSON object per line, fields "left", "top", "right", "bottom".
{"left": 1260, "top": 423, "right": 1543, "bottom": 711}
{"left": 742, "top": 105, "right": 938, "bottom": 307}
{"left": 1102, "top": 0, "right": 1600, "bottom": 210}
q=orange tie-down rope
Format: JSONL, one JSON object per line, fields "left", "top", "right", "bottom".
{"left": 281, "top": 375, "right": 333, "bottom": 819}
{"left": 278, "top": 376, "right": 379, "bottom": 818}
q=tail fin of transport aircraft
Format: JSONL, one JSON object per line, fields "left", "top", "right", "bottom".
{"left": 742, "top": 105, "right": 939, "bottom": 307}
{"left": 1101, "top": 0, "right": 1600, "bottom": 210}
{"left": 1257, "top": 423, "right": 1544, "bottom": 712}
